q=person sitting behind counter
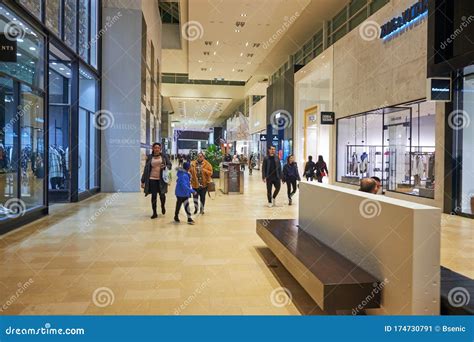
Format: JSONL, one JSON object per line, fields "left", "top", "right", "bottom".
{"left": 359, "top": 178, "right": 378, "bottom": 194}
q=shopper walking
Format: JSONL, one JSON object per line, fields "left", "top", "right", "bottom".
{"left": 262, "top": 146, "right": 282, "bottom": 208}
{"left": 189, "top": 152, "right": 213, "bottom": 215}
{"left": 282, "top": 154, "right": 301, "bottom": 205}
{"left": 141, "top": 143, "right": 172, "bottom": 219}
{"left": 315, "top": 155, "right": 329, "bottom": 183}
{"left": 304, "top": 155, "right": 316, "bottom": 181}
{"left": 248, "top": 154, "right": 255, "bottom": 175}
{"left": 232, "top": 154, "right": 240, "bottom": 163}
{"left": 174, "top": 162, "right": 196, "bottom": 225}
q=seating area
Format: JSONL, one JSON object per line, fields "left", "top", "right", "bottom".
{"left": 256, "top": 219, "right": 382, "bottom": 314}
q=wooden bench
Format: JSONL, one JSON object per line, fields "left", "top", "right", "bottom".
{"left": 441, "top": 266, "right": 474, "bottom": 315}
{"left": 257, "top": 219, "right": 382, "bottom": 314}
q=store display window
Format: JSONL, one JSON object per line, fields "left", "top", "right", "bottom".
{"left": 0, "top": 5, "right": 46, "bottom": 221}
{"left": 78, "top": 66, "right": 99, "bottom": 193}
{"left": 336, "top": 101, "right": 436, "bottom": 199}
{"left": 453, "top": 65, "right": 474, "bottom": 216}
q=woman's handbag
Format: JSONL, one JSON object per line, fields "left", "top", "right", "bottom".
{"left": 207, "top": 181, "right": 216, "bottom": 193}
{"left": 162, "top": 169, "right": 171, "bottom": 184}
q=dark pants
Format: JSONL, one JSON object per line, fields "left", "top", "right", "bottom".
{"left": 306, "top": 175, "right": 314, "bottom": 182}
{"left": 317, "top": 175, "right": 323, "bottom": 183}
{"left": 286, "top": 179, "right": 297, "bottom": 199}
{"left": 175, "top": 196, "right": 191, "bottom": 218}
{"left": 266, "top": 178, "right": 281, "bottom": 203}
{"left": 193, "top": 187, "right": 207, "bottom": 211}
{"left": 149, "top": 180, "right": 166, "bottom": 214}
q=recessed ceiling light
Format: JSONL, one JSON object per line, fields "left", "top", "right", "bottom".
{"left": 29, "top": 47, "right": 36, "bottom": 51}
{"left": 216, "top": 41, "right": 219, "bottom": 45}
{"left": 59, "top": 67, "right": 65, "bottom": 70}
{"left": 241, "top": 13, "right": 247, "bottom": 17}
{"left": 17, "top": 38, "right": 24, "bottom": 43}
{"left": 240, "top": 52, "right": 243, "bottom": 57}
{"left": 213, "top": 51, "right": 216, "bottom": 55}
{"left": 245, "top": 42, "right": 249, "bottom": 47}
{"left": 235, "top": 29, "right": 240, "bottom": 33}
{"left": 198, "top": 60, "right": 203, "bottom": 63}
{"left": 16, "top": 53, "right": 21, "bottom": 56}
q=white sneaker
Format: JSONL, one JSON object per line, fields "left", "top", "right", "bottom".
{"left": 272, "top": 198, "right": 276, "bottom": 207}
{"left": 268, "top": 202, "right": 273, "bottom": 208}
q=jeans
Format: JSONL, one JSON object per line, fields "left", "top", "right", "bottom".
{"left": 266, "top": 178, "right": 281, "bottom": 203}
{"left": 149, "top": 180, "right": 165, "bottom": 214}
{"left": 286, "top": 179, "right": 297, "bottom": 199}
{"left": 193, "top": 187, "right": 207, "bottom": 211}
{"left": 175, "top": 196, "right": 191, "bottom": 218}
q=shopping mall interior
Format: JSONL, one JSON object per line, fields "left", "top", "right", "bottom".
{"left": 0, "top": 0, "right": 473, "bottom": 316}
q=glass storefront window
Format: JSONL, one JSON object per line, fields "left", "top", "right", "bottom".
{"left": 90, "top": 0, "right": 99, "bottom": 68}
{"left": 0, "top": 6, "right": 45, "bottom": 89}
{"left": 48, "top": 46, "right": 71, "bottom": 198}
{"left": 78, "top": 0, "right": 89, "bottom": 62}
{"left": 336, "top": 102, "right": 435, "bottom": 199}
{"left": 20, "top": 84, "right": 44, "bottom": 209}
{"left": 63, "top": 0, "right": 77, "bottom": 51}
{"left": 45, "top": 0, "right": 61, "bottom": 36}
{"left": 0, "top": 77, "right": 18, "bottom": 220}
{"left": 18, "top": 0, "right": 41, "bottom": 20}
{"left": 454, "top": 66, "right": 474, "bottom": 215}
{"left": 79, "top": 67, "right": 99, "bottom": 192}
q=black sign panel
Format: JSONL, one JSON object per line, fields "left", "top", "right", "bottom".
{"left": 321, "top": 112, "right": 335, "bottom": 125}
{"left": 259, "top": 134, "right": 267, "bottom": 142}
{"left": 0, "top": 34, "right": 17, "bottom": 62}
{"left": 429, "top": 78, "right": 451, "bottom": 102}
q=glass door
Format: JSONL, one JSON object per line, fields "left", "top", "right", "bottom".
{"left": 48, "top": 45, "right": 72, "bottom": 202}
{"left": 382, "top": 107, "right": 412, "bottom": 194}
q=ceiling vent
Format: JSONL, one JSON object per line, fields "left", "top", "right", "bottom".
{"left": 204, "top": 41, "right": 213, "bottom": 46}
{"left": 235, "top": 21, "right": 245, "bottom": 28}
{"left": 253, "top": 43, "right": 261, "bottom": 48}
{"left": 203, "top": 51, "right": 210, "bottom": 55}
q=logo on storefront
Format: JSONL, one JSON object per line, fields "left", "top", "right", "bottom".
{"left": 427, "top": 78, "right": 451, "bottom": 102}
{"left": 259, "top": 134, "right": 267, "bottom": 142}
{"left": 0, "top": 34, "right": 17, "bottom": 62}
{"left": 321, "top": 112, "right": 335, "bottom": 125}
{"left": 380, "top": 0, "right": 428, "bottom": 40}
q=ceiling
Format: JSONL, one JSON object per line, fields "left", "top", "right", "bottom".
{"left": 187, "top": 0, "right": 312, "bottom": 82}
{"left": 169, "top": 97, "right": 233, "bottom": 130}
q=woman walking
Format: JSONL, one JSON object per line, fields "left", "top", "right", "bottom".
{"left": 304, "top": 155, "right": 316, "bottom": 181}
{"left": 141, "top": 143, "right": 172, "bottom": 219}
{"left": 189, "top": 152, "right": 213, "bottom": 215}
{"left": 282, "top": 154, "right": 301, "bottom": 205}
{"left": 315, "top": 155, "right": 329, "bottom": 183}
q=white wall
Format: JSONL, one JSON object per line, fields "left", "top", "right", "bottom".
{"left": 249, "top": 98, "right": 267, "bottom": 134}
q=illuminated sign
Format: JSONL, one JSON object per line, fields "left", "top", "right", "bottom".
{"left": 427, "top": 78, "right": 451, "bottom": 102}
{"left": 380, "top": 0, "right": 428, "bottom": 40}
{"left": 321, "top": 112, "right": 335, "bottom": 125}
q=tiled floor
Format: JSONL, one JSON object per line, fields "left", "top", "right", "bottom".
{"left": 0, "top": 171, "right": 472, "bottom": 315}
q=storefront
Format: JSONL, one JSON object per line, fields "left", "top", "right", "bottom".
{"left": 294, "top": 47, "right": 333, "bottom": 180}
{"left": 249, "top": 97, "right": 267, "bottom": 169}
{"left": 428, "top": 0, "right": 474, "bottom": 217}
{"left": 0, "top": 0, "right": 101, "bottom": 233}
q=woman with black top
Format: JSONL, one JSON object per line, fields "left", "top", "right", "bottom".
{"left": 141, "top": 143, "right": 172, "bottom": 219}
{"left": 304, "top": 155, "right": 316, "bottom": 181}
{"left": 315, "top": 155, "right": 329, "bottom": 183}
{"left": 282, "top": 154, "right": 301, "bottom": 205}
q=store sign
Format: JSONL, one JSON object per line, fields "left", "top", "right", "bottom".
{"left": 427, "top": 78, "right": 451, "bottom": 102}
{"left": 380, "top": 0, "right": 428, "bottom": 40}
{"left": 272, "top": 134, "right": 279, "bottom": 142}
{"left": 0, "top": 34, "right": 17, "bottom": 62}
{"left": 321, "top": 112, "right": 335, "bottom": 125}
{"left": 259, "top": 134, "right": 267, "bottom": 142}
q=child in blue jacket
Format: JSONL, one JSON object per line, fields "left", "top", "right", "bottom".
{"left": 174, "top": 162, "right": 196, "bottom": 224}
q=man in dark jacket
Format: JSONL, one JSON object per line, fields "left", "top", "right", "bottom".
{"left": 262, "top": 146, "right": 282, "bottom": 207}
